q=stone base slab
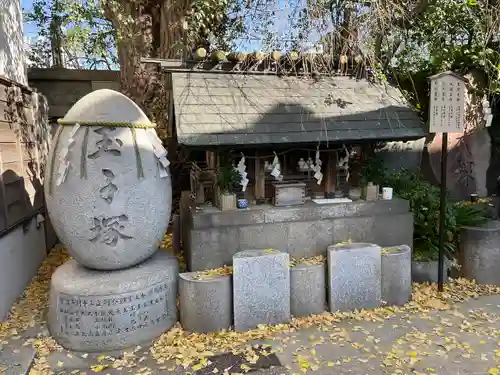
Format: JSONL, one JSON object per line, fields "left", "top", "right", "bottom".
{"left": 187, "top": 199, "right": 413, "bottom": 271}
{"left": 48, "top": 251, "right": 179, "bottom": 352}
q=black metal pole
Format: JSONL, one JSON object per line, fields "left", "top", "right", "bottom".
{"left": 438, "top": 132, "right": 448, "bottom": 292}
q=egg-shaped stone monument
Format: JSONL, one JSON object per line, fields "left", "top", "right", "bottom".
{"left": 44, "top": 89, "right": 172, "bottom": 270}
{"left": 46, "top": 89, "right": 178, "bottom": 352}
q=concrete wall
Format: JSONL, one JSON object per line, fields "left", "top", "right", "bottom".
{"left": 0, "top": 218, "right": 46, "bottom": 320}
{"left": 0, "top": 16, "right": 52, "bottom": 318}
{"left": 187, "top": 199, "right": 414, "bottom": 271}
{"left": 0, "top": 0, "right": 27, "bottom": 85}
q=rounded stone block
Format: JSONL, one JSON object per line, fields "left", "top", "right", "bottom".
{"left": 290, "top": 263, "right": 326, "bottom": 317}
{"left": 327, "top": 242, "right": 381, "bottom": 312}
{"left": 48, "top": 251, "right": 179, "bottom": 352}
{"left": 460, "top": 221, "right": 500, "bottom": 285}
{"left": 179, "top": 272, "right": 232, "bottom": 333}
{"left": 381, "top": 245, "right": 411, "bottom": 306}
{"left": 45, "top": 89, "right": 172, "bottom": 270}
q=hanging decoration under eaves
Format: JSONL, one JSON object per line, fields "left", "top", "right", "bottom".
{"left": 313, "top": 147, "right": 323, "bottom": 185}
{"left": 235, "top": 154, "right": 249, "bottom": 191}
{"left": 269, "top": 152, "right": 283, "bottom": 181}
{"left": 337, "top": 145, "right": 351, "bottom": 182}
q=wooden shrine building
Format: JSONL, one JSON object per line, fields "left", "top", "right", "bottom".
{"left": 146, "top": 53, "right": 427, "bottom": 204}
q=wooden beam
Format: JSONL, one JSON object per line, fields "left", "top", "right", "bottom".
{"left": 254, "top": 151, "right": 266, "bottom": 202}
{"left": 324, "top": 152, "right": 337, "bottom": 195}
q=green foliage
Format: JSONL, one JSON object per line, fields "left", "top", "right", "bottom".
{"left": 383, "top": 170, "right": 489, "bottom": 261}
{"left": 363, "top": 155, "right": 490, "bottom": 262}
{"left": 390, "top": 0, "right": 500, "bottom": 94}
{"left": 359, "top": 154, "right": 386, "bottom": 186}
{"left": 216, "top": 160, "right": 241, "bottom": 194}
{"left": 186, "top": 0, "right": 246, "bottom": 51}
{"left": 25, "top": 0, "right": 117, "bottom": 69}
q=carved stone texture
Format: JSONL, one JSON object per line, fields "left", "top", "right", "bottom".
{"left": 88, "top": 127, "right": 123, "bottom": 159}
{"left": 179, "top": 272, "right": 232, "bottom": 333}
{"left": 89, "top": 215, "right": 133, "bottom": 247}
{"left": 290, "top": 262, "right": 326, "bottom": 317}
{"left": 233, "top": 249, "right": 290, "bottom": 331}
{"left": 99, "top": 169, "right": 118, "bottom": 204}
{"left": 48, "top": 252, "right": 179, "bottom": 352}
{"left": 381, "top": 245, "right": 411, "bottom": 306}
{"left": 44, "top": 89, "right": 172, "bottom": 270}
{"left": 327, "top": 243, "right": 381, "bottom": 312}
{"left": 460, "top": 221, "right": 500, "bottom": 285}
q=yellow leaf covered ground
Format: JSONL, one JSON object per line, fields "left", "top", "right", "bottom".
{"left": 0, "top": 235, "right": 499, "bottom": 375}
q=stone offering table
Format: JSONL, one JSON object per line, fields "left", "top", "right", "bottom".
{"left": 48, "top": 252, "right": 179, "bottom": 352}
{"left": 233, "top": 249, "right": 290, "bottom": 331}
{"left": 327, "top": 243, "right": 382, "bottom": 312}
{"left": 179, "top": 272, "right": 232, "bottom": 333}
{"left": 186, "top": 198, "right": 413, "bottom": 271}
{"left": 381, "top": 245, "right": 411, "bottom": 306}
{"left": 290, "top": 262, "right": 326, "bottom": 317}
{"left": 460, "top": 221, "right": 500, "bottom": 285}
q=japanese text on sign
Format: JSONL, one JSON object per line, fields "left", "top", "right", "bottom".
{"left": 429, "top": 73, "right": 466, "bottom": 133}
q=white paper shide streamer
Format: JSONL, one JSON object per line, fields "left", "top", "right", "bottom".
{"left": 337, "top": 145, "right": 350, "bottom": 182}
{"left": 146, "top": 129, "right": 170, "bottom": 178}
{"left": 269, "top": 152, "right": 283, "bottom": 181}
{"left": 312, "top": 148, "right": 323, "bottom": 185}
{"left": 56, "top": 123, "right": 80, "bottom": 186}
{"left": 235, "top": 154, "right": 249, "bottom": 192}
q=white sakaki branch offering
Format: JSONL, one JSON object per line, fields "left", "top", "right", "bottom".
{"left": 235, "top": 154, "right": 249, "bottom": 192}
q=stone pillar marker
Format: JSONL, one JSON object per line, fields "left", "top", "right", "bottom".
{"left": 233, "top": 249, "right": 290, "bottom": 331}
{"left": 45, "top": 89, "right": 178, "bottom": 352}
{"left": 327, "top": 243, "right": 382, "bottom": 312}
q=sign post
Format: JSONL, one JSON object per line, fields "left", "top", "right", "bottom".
{"left": 428, "top": 72, "right": 467, "bottom": 292}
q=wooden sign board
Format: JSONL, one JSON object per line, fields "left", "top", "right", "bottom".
{"left": 429, "top": 71, "right": 467, "bottom": 133}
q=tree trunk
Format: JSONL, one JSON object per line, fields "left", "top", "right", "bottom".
{"left": 103, "top": 0, "right": 192, "bottom": 131}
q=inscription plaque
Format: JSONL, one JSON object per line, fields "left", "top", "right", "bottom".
{"left": 48, "top": 253, "right": 179, "bottom": 352}
{"left": 56, "top": 281, "right": 173, "bottom": 340}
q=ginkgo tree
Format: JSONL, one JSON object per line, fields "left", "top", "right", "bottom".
{"left": 25, "top": 0, "right": 117, "bottom": 69}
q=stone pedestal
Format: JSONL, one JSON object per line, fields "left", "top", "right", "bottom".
{"left": 327, "top": 243, "right": 381, "bottom": 312}
{"left": 460, "top": 221, "right": 500, "bottom": 285}
{"left": 233, "top": 249, "right": 290, "bottom": 331}
{"left": 290, "top": 263, "right": 326, "bottom": 317}
{"left": 381, "top": 245, "right": 411, "bottom": 306}
{"left": 411, "top": 260, "right": 450, "bottom": 284}
{"left": 48, "top": 252, "right": 179, "bottom": 352}
{"left": 179, "top": 272, "right": 232, "bottom": 333}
